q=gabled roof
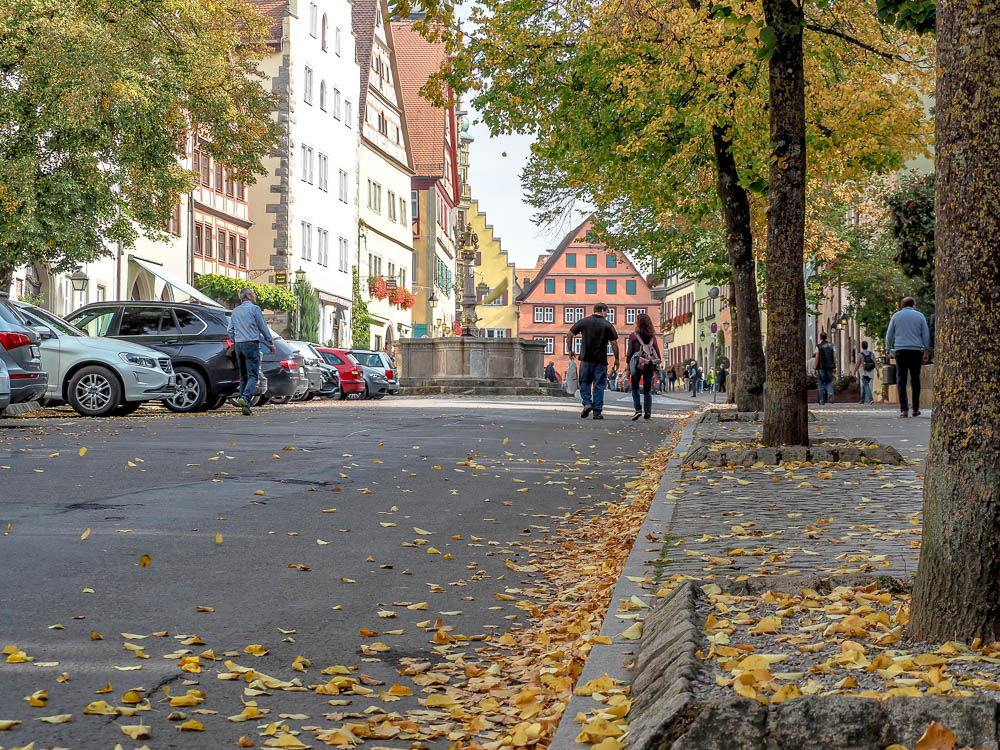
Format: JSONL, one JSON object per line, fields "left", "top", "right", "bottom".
{"left": 516, "top": 216, "right": 593, "bottom": 301}
{"left": 247, "top": 0, "right": 286, "bottom": 45}
{"left": 390, "top": 19, "right": 448, "bottom": 177}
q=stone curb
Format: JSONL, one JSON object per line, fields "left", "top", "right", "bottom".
{"left": 548, "top": 408, "right": 702, "bottom": 750}
{"left": 0, "top": 400, "right": 41, "bottom": 417}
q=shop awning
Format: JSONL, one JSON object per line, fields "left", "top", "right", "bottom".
{"left": 131, "top": 257, "right": 224, "bottom": 308}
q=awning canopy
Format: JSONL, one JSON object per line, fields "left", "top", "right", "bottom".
{"left": 131, "top": 257, "right": 224, "bottom": 308}
{"left": 482, "top": 276, "right": 508, "bottom": 305}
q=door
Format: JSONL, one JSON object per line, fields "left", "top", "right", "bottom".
{"left": 116, "top": 306, "right": 173, "bottom": 354}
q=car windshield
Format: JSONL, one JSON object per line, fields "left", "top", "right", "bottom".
{"left": 352, "top": 352, "right": 384, "bottom": 367}
{"left": 16, "top": 304, "right": 85, "bottom": 337}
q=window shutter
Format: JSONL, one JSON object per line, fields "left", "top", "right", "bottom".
{"left": 475, "top": 252, "right": 482, "bottom": 266}
{"left": 506, "top": 328, "right": 512, "bottom": 338}
{"left": 501, "top": 292, "right": 507, "bottom": 305}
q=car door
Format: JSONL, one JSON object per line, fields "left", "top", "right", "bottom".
{"left": 116, "top": 306, "right": 172, "bottom": 354}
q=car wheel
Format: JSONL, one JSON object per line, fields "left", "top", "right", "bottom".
{"left": 370, "top": 392, "right": 386, "bottom": 400}
{"left": 163, "top": 367, "right": 207, "bottom": 413}
{"left": 270, "top": 394, "right": 294, "bottom": 405}
{"left": 202, "top": 394, "right": 227, "bottom": 411}
{"left": 111, "top": 401, "right": 143, "bottom": 417}
{"left": 68, "top": 366, "right": 122, "bottom": 417}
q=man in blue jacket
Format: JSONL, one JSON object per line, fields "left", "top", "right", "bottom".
{"left": 227, "top": 288, "right": 275, "bottom": 415}
{"left": 885, "top": 297, "right": 931, "bottom": 418}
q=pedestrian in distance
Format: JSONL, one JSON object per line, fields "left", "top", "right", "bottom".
{"left": 668, "top": 367, "right": 677, "bottom": 392}
{"left": 885, "top": 296, "right": 931, "bottom": 417}
{"left": 814, "top": 331, "right": 837, "bottom": 405}
{"left": 853, "top": 341, "right": 878, "bottom": 405}
{"left": 705, "top": 368, "right": 716, "bottom": 392}
{"left": 565, "top": 353, "right": 579, "bottom": 399}
{"left": 608, "top": 368, "right": 618, "bottom": 391}
{"left": 717, "top": 363, "right": 728, "bottom": 393}
{"left": 658, "top": 365, "right": 667, "bottom": 394}
{"left": 627, "top": 313, "right": 662, "bottom": 421}
{"left": 227, "top": 287, "right": 275, "bottom": 416}
{"left": 544, "top": 361, "right": 560, "bottom": 383}
{"left": 569, "top": 302, "right": 620, "bottom": 420}
{"left": 689, "top": 363, "right": 701, "bottom": 397}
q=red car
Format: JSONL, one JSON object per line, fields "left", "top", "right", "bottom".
{"left": 314, "top": 347, "right": 365, "bottom": 398}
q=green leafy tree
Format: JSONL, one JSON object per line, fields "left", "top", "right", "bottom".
{"left": 351, "top": 266, "right": 372, "bottom": 350}
{"left": 885, "top": 172, "right": 935, "bottom": 304}
{"left": 289, "top": 277, "right": 321, "bottom": 343}
{"left": 0, "top": 0, "right": 280, "bottom": 286}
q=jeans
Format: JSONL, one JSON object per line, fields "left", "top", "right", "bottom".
{"left": 235, "top": 341, "right": 262, "bottom": 401}
{"left": 632, "top": 370, "right": 653, "bottom": 417}
{"left": 817, "top": 368, "right": 835, "bottom": 404}
{"left": 579, "top": 361, "right": 608, "bottom": 413}
{"left": 859, "top": 375, "right": 874, "bottom": 404}
{"left": 895, "top": 349, "right": 923, "bottom": 413}
{"left": 690, "top": 377, "right": 701, "bottom": 397}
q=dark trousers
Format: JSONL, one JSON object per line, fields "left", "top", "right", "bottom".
{"left": 895, "top": 349, "right": 923, "bottom": 413}
{"left": 632, "top": 369, "right": 653, "bottom": 416}
{"left": 235, "top": 341, "right": 261, "bottom": 400}
{"left": 579, "top": 361, "right": 608, "bottom": 412}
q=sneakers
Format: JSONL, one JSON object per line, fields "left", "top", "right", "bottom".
{"left": 912, "top": 410, "right": 922, "bottom": 417}
{"left": 644, "top": 414, "right": 651, "bottom": 420}
{"left": 898, "top": 412, "right": 908, "bottom": 418}
{"left": 631, "top": 411, "right": 641, "bottom": 421}
{"left": 581, "top": 406, "right": 593, "bottom": 418}
{"left": 593, "top": 412, "right": 604, "bottom": 420}
{"left": 237, "top": 396, "right": 252, "bottom": 416}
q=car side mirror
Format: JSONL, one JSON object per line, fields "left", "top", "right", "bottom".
{"left": 32, "top": 325, "right": 55, "bottom": 340}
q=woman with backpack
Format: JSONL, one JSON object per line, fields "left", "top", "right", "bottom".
{"left": 853, "top": 341, "right": 878, "bottom": 405}
{"left": 627, "top": 313, "right": 662, "bottom": 421}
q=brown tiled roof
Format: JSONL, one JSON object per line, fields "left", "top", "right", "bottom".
{"left": 516, "top": 216, "right": 594, "bottom": 301}
{"left": 246, "top": 0, "right": 286, "bottom": 45}
{"left": 390, "top": 19, "right": 448, "bottom": 177}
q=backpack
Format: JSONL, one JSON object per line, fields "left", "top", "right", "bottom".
{"left": 861, "top": 350, "right": 876, "bottom": 372}
{"left": 631, "top": 337, "right": 660, "bottom": 373}
{"left": 818, "top": 342, "right": 836, "bottom": 370}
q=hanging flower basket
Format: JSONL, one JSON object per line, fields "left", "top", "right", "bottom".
{"left": 402, "top": 290, "right": 416, "bottom": 310}
{"left": 368, "top": 277, "right": 390, "bottom": 300}
{"left": 388, "top": 286, "right": 404, "bottom": 306}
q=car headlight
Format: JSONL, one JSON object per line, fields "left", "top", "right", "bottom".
{"left": 120, "top": 352, "right": 157, "bottom": 369}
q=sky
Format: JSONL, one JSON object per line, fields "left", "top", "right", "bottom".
{"left": 462, "top": 110, "right": 585, "bottom": 269}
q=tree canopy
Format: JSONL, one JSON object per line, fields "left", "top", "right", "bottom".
{"left": 0, "top": 0, "right": 280, "bottom": 281}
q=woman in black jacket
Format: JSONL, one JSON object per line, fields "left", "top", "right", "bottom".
{"left": 626, "top": 313, "right": 662, "bottom": 421}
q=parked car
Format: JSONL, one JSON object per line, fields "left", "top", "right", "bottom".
{"left": 286, "top": 340, "right": 340, "bottom": 399}
{"left": 67, "top": 301, "right": 263, "bottom": 413}
{"left": 0, "top": 357, "right": 11, "bottom": 413}
{"left": 12, "top": 301, "right": 176, "bottom": 417}
{"left": 313, "top": 347, "right": 365, "bottom": 399}
{"left": 348, "top": 350, "right": 399, "bottom": 399}
{"left": 260, "top": 337, "right": 308, "bottom": 405}
{"left": 0, "top": 295, "right": 48, "bottom": 406}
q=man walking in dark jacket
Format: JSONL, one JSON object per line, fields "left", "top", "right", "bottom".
{"left": 814, "top": 331, "right": 836, "bottom": 405}
{"left": 227, "top": 288, "right": 275, "bottom": 415}
{"left": 569, "top": 303, "right": 619, "bottom": 420}
{"left": 886, "top": 296, "right": 931, "bottom": 417}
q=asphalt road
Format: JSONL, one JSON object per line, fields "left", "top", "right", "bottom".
{"left": 0, "top": 394, "right": 690, "bottom": 749}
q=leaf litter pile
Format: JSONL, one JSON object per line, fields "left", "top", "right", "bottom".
{"left": 0, "top": 416, "right": 684, "bottom": 750}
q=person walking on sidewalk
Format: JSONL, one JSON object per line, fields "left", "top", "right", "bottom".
{"left": 689, "top": 363, "right": 702, "bottom": 397}
{"left": 569, "top": 302, "right": 620, "bottom": 420}
{"left": 668, "top": 367, "right": 677, "bottom": 392}
{"left": 544, "top": 361, "right": 560, "bottom": 383}
{"left": 885, "top": 296, "right": 931, "bottom": 417}
{"left": 626, "top": 313, "right": 662, "bottom": 421}
{"left": 227, "top": 287, "right": 275, "bottom": 415}
{"left": 565, "top": 353, "right": 579, "bottom": 398}
{"left": 717, "top": 363, "right": 728, "bottom": 393}
{"left": 705, "top": 368, "right": 716, "bottom": 392}
{"left": 813, "top": 331, "right": 836, "bottom": 405}
{"left": 853, "top": 341, "right": 878, "bottom": 405}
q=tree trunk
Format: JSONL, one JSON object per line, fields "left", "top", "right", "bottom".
{"left": 713, "top": 125, "right": 765, "bottom": 413}
{"left": 909, "top": 0, "right": 1000, "bottom": 641}
{"left": 0, "top": 267, "right": 13, "bottom": 296}
{"left": 761, "top": 0, "right": 808, "bottom": 446}
{"left": 727, "top": 284, "right": 739, "bottom": 405}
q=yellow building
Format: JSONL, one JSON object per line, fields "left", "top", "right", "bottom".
{"left": 469, "top": 199, "right": 519, "bottom": 338}
{"left": 660, "top": 269, "right": 696, "bottom": 371}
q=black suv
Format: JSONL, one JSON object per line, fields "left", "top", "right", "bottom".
{"left": 68, "top": 301, "right": 264, "bottom": 413}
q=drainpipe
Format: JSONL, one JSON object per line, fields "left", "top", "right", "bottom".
{"left": 187, "top": 190, "right": 195, "bottom": 285}
{"left": 115, "top": 241, "right": 123, "bottom": 299}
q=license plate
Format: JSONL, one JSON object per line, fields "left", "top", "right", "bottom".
{"left": 29, "top": 345, "right": 40, "bottom": 359}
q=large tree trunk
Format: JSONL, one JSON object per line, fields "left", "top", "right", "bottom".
{"left": 727, "top": 284, "right": 739, "bottom": 405}
{"left": 713, "top": 125, "right": 766, "bottom": 412}
{"left": 761, "top": 0, "right": 808, "bottom": 446}
{"left": 909, "top": 0, "right": 1000, "bottom": 641}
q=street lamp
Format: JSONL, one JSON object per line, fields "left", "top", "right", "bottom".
{"left": 295, "top": 267, "right": 306, "bottom": 285}
{"left": 69, "top": 269, "right": 89, "bottom": 293}
{"left": 428, "top": 292, "right": 439, "bottom": 309}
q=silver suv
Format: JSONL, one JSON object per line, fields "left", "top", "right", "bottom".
{"left": 0, "top": 295, "right": 48, "bottom": 409}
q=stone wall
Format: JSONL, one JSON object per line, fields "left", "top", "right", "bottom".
{"left": 398, "top": 337, "right": 547, "bottom": 384}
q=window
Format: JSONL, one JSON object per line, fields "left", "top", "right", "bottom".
{"left": 544, "top": 279, "right": 555, "bottom": 294}
{"left": 626, "top": 307, "right": 646, "bottom": 324}
{"left": 344, "top": 100, "right": 352, "bottom": 127}
{"left": 335, "top": 26, "right": 342, "bottom": 55}
{"left": 411, "top": 190, "right": 419, "bottom": 219}
{"left": 217, "top": 230, "right": 225, "bottom": 260}
{"left": 333, "top": 88, "right": 341, "bottom": 119}
{"left": 585, "top": 254, "right": 597, "bottom": 268}
{"left": 301, "top": 221, "right": 312, "bottom": 261}
{"left": 388, "top": 190, "right": 397, "bottom": 221}
{"left": 228, "top": 234, "right": 237, "bottom": 264}
{"left": 572, "top": 337, "right": 582, "bottom": 354}
{"left": 534, "top": 336, "right": 555, "bottom": 355}
{"left": 387, "top": 261, "right": 395, "bottom": 279}
{"left": 198, "top": 151, "right": 211, "bottom": 186}
{"left": 204, "top": 226, "right": 213, "bottom": 258}
{"left": 626, "top": 279, "right": 637, "bottom": 295}
{"left": 564, "top": 279, "right": 576, "bottom": 294}
{"left": 399, "top": 268, "right": 406, "bottom": 288}
{"left": 399, "top": 197, "right": 406, "bottom": 225}
{"left": 585, "top": 279, "right": 597, "bottom": 294}
{"left": 304, "top": 66, "right": 314, "bottom": 104}
{"left": 606, "top": 254, "right": 617, "bottom": 268}
{"left": 236, "top": 181, "right": 245, "bottom": 201}
{"left": 301, "top": 145, "right": 314, "bottom": 183}
{"left": 563, "top": 306, "right": 581, "bottom": 323}
{"left": 484, "top": 328, "right": 507, "bottom": 338}
{"left": 565, "top": 253, "right": 576, "bottom": 267}
{"left": 533, "top": 306, "right": 554, "bottom": 323}
{"left": 606, "top": 279, "right": 616, "bottom": 295}
{"left": 214, "top": 162, "right": 223, "bottom": 193}
{"left": 321, "top": 14, "right": 328, "bottom": 50}
{"left": 96, "top": 285, "right": 106, "bottom": 302}
{"left": 339, "top": 170, "right": 348, "bottom": 202}
{"left": 193, "top": 222, "right": 203, "bottom": 254}
{"left": 338, "top": 237, "right": 349, "bottom": 272}
{"left": 119, "top": 307, "right": 169, "bottom": 336}
{"left": 317, "top": 229, "right": 329, "bottom": 266}
{"left": 606, "top": 307, "right": 615, "bottom": 324}
{"left": 238, "top": 237, "right": 247, "bottom": 268}
{"left": 166, "top": 203, "right": 181, "bottom": 235}
{"left": 225, "top": 169, "right": 234, "bottom": 197}
{"left": 318, "top": 153, "right": 328, "bottom": 191}
{"left": 309, "top": 3, "right": 318, "bottom": 36}
{"left": 377, "top": 111, "right": 387, "bottom": 135}
{"left": 320, "top": 81, "right": 327, "bottom": 110}
{"left": 368, "top": 253, "right": 382, "bottom": 277}
{"left": 368, "top": 180, "right": 381, "bottom": 212}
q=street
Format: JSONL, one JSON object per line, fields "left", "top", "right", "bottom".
{"left": 0, "top": 395, "right": 689, "bottom": 749}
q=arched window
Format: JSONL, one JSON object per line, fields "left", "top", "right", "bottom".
{"left": 321, "top": 14, "right": 328, "bottom": 50}
{"left": 319, "top": 81, "right": 327, "bottom": 111}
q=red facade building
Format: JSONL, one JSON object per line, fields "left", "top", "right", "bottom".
{"left": 516, "top": 217, "right": 663, "bottom": 377}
